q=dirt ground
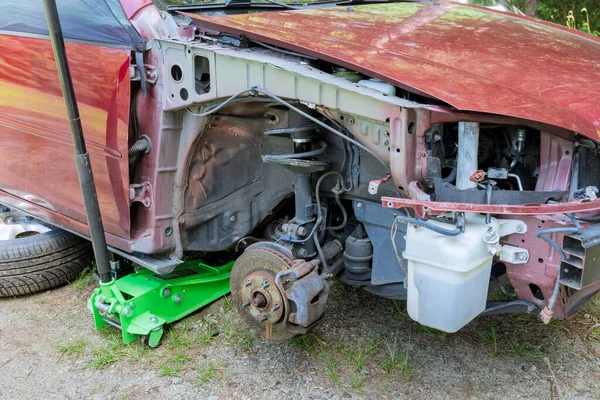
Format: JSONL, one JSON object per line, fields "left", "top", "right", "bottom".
{"left": 2, "top": 272, "right": 600, "bottom": 400}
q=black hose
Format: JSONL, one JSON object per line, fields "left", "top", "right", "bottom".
{"left": 576, "top": 216, "right": 600, "bottom": 223}
{"left": 313, "top": 171, "right": 351, "bottom": 270}
{"left": 394, "top": 213, "right": 464, "bottom": 236}
{"left": 509, "top": 139, "right": 524, "bottom": 171}
{"left": 327, "top": 196, "right": 348, "bottom": 231}
{"left": 128, "top": 135, "right": 152, "bottom": 166}
{"left": 261, "top": 140, "right": 327, "bottom": 161}
{"left": 443, "top": 165, "right": 457, "bottom": 183}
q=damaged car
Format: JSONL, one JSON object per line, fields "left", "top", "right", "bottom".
{"left": 1, "top": 0, "right": 600, "bottom": 342}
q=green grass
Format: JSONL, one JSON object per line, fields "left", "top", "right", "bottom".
{"left": 291, "top": 335, "right": 316, "bottom": 354}
{"left": 238, "top": 330, "right": 254, "bottom": 350}
{"left": 159, "top": 351, "right": 191, "bottom": 377}
{"left": 197, "top": 362, "right": 220, "bottom": 386}
{"left": 222, "top": 295, "right": 235, "bottom": 312}
{"left": 166, "top": 322, "right": 195, "bottom": 350}
{"left": 57, "top": 339, "right": 88, "bottom": 361}
{"left": 160, "top": 362, "right": 183, "bottom": 377}
{"left": 198, "top": 324, "right": 219, "bottom": 347}
{"left": 391, "top": 299, "right": 404, "bottom": 314}
{"left": 350, "top": 371, "right": 367, "bottom": 393}
{"left": 87, "top": 329, "right": 126, "bottom": 369}
{"left": 381, "top": 332, "right": 412, "bottom": 382}
{"left": 513, "top": 343, "right": 542, "bottom": 358}
{"left": 90, "top": 346, "right": 118, "bottom": 369}
{"left": 480, "top": 328, "right": 501, "bottom": 357}
{"left": 123, "top": 342, "right": 149, "bottom": 362}
{"left": 70, "top": 265, "right": 96, "bottom": 291}
{"left": 318, "top": 350, "right": 340, "bottom": 384}
{"left": 419, "top": 325, "right": 449, "bottom": 342}
{"left": 338, "top": 339, "right": 378, "bottom": 373}
{"left": 220, "top": 318, "right": 255, "bottom": 350}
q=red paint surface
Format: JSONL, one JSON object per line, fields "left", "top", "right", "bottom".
{"left": 381, "top": 196, "right": 600, "bottom": 218}
{"left": 0, "top": 36, "right": 131, "bottom": 238}
{"left": 187, "top": 1, "right": 600, "bottom": 138}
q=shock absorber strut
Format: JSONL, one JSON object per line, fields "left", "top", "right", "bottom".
{"left": 262, "top": 107, "right": 330, "bottom": 257}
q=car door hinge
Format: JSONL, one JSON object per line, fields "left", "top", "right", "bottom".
{"left": 129, "top": 182, "right": 152, "bottom": 208}
{"left": 130, "top": 56, "right": 158, "bottom": 98}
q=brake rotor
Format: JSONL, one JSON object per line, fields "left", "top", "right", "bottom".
{"left": 230, "top": 243, "right": 296, "bottom": 340}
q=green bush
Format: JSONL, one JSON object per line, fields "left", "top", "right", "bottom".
{"left": 512, "top": 0, "right": 600, "bottom": 36}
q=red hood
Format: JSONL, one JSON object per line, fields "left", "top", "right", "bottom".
{"left": 186, "top": 2, "right": 600, "bottom": 139}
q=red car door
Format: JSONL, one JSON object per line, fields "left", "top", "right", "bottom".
{"left": 0, "top": 0, "right": 143, "bottom": 241}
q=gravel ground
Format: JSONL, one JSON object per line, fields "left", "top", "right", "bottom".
{"left": 1, "top": 274, "right": 600, "bottom": 400}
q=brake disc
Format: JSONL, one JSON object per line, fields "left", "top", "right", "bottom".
{"left": 230, "top": 243, "right": 297, "bottom": 341}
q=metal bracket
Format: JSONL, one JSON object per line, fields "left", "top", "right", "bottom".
{"left": 368, "top": 174, "right": 391, "bottom": 195}
{"left": 130, "top": 63, "right": 158, "bottom": 85}
{"left": 129, "top": 182, "right": 152, "bottom": 208}
{"left": 350, "top": 144, "right": 360, "bottom": 188}
{"left": 498, "top": 219, "right": 527, "bottom": 237}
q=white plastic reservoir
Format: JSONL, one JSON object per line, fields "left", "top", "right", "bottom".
{"left": 404, "top": 214, "right": 498, "bottom": 333}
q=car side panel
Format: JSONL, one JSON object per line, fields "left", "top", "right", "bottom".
{"left": 0, "top": 35, "right": 131, "bottom": 239}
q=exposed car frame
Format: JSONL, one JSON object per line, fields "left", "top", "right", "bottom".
{"left": 1, "top": 0, "right": 600, "bottom": 338}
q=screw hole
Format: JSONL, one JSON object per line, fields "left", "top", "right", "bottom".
{"left": 165, "top": 227, "right": 173, "bottom": 236}
{"left": 538, "top": 258, "right": 544, "bottom": 264}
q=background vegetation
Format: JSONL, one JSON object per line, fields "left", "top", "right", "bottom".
{"left": 512, "top": 0, "right": 600, "bottom": 36}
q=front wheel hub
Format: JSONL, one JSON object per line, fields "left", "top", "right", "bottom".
{"left": 230, "top": 243, "right": 296, "bottom": 340}
{"left": 241, "top": 270, "right": 284, "bottom": 324}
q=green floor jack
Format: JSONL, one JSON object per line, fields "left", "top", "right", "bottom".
{"left": 88, "top": 261, "right": 233, "bottom": 347}
{"left": 43, "top": 0, "right": 231, "bottom": 348}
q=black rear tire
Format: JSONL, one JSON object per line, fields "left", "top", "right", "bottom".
{"left": 0, "top": 228, "right": 93, "bottom": 297}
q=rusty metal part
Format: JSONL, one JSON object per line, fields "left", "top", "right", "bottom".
{"left": 381, "top": 195, "right": 600, "bottom": 219}
{"left": 239, "top": 270, "right": 284, "bottom": 324}
{"left": 230, "top": 244, "right": 296, "bottom": 340}
{"left": 285, "top": 263, "right": 329, "bottom": 328}
{"left": 275, "top": 259, "right": 329, "bottom": 335}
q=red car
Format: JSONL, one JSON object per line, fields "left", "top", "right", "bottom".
{"left": 1, "top": 0, "right": 600, "bottom": 337}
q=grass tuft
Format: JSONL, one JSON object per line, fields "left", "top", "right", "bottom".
{"left": 70, "top": 264, "right": 96, "bottom": 291}
{"left": 197, "top": 362, "right": 220, "bottom": 386}
{"left": 57, "top": 339, "right": 88, "bottom": 361}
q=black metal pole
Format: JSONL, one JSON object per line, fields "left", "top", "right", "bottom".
{"left": 43, "top": 0, "right": 112, "bottom": 283}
